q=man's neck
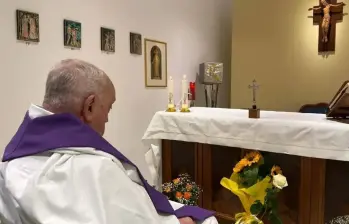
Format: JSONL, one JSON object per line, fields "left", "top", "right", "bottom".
{"left": 42, "top": 103, "right": 78, "bottom": 115}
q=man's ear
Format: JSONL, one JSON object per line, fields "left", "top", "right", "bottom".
{"left": 81, "top": 95, "right": 95, "bottom": 122}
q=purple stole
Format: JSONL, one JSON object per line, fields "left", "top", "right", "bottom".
{"left": 3, "top": 112, "right": 215, "bottom": 221}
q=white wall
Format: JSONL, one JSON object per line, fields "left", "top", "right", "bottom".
{"left": 0, "top": 0, "right": 232, "bottom": 180}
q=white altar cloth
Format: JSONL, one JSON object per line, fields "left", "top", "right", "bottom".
{"left": 142, "top": 107, "right": 349, "bottom": 161}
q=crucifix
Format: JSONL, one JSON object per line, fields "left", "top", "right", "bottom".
{"left": 248, "top": 80, "right": 260, "bottom": 119}
{"left": 308, "top": 0, "right": 346, "bottom": 52}
{"left": 248, "top": 80, "right": 260, "bottom": 109}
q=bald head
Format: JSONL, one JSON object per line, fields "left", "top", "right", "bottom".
{"left": 43, "top": 59, "right": 115, "bottom": 135}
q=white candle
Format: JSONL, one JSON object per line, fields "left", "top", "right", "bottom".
{"left": 168, "top": 76, "right": 174, "bottom": 107}
{"left": 181, "top": 74, "right": 188, "bottom": 107}
{"left": 168, "top": 76, "right": 174, "bottom": 95}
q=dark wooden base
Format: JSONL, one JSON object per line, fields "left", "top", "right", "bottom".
{"left": 162, "top": 140, "right": 342, "bottom": 224}
{"left": 249, "top": 108, "right": 260, "bottom": 118}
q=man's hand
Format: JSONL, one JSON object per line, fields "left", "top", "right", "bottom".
{"left": 179, "top": 217, "right": 195, "bottom": 224}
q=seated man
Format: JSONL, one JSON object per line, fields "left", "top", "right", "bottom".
{"left": 1, "top": 59, "right": 217, "bottom": 224}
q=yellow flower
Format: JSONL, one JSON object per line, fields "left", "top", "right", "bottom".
{"left": 233, "top": 158, "right": 249, "bottom": 173}
{"left": 244, "top": 151, "right": 262, "bottom": 166}
{"left": 271, "top": 165, "right": 282, "bottom": 176}
{"left": 164, "top": 187, "right": 171, "bottom": 193}
{"left": 186, "top": 184, "right": 192, "bottom": 191}
{"left": 173, "top": 178, "right": 180, "bottom": 184}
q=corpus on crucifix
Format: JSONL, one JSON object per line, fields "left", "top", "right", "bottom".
{"left": 248, "top": 79, "right": 260, "bottom": 119}
{"left": 308, "top": 0, "right": 346, "bottom": 52}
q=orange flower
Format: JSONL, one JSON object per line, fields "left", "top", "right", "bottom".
{"left": 186, "top": 184, "right": 192, "bottom": 191}
{"left": 184, "top": 192, "right": 192, "bottom": 200}
{"left": 176, "top": 192, "right": 183, "bottom": 199}
{"left": 173, "top": 178, "right": 180, "bottom": 184}
{"left": 244, "top": 151, "right": 262, "bottom": 166}
{"left": 233, "top": 158, "right": 249, "bottom": 173}
{"left": 271, "top": 165, "right": 282, "bottom": 176}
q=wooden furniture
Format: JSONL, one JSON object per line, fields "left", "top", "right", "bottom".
{"left": 327, "top": 81, "right": 349, "bottom": 118}
{"left": 142, "top": 103, "right": 349, "bottom": 224}
{"left": 162, "top": 140, "right": 349, "bottom": 224}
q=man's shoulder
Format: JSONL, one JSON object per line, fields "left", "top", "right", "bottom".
{"left": 53, "top": 147, "right": 126, "bottom": 171}
{"left": 5, "top": 148, "right": 125, "bottom": 181}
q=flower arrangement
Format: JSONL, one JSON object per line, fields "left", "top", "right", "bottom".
{"left": 220, "top": 151, "right": 288, "bottom": 224}
{"left": 162, "top": 173, "right": 202, "bottom": 206}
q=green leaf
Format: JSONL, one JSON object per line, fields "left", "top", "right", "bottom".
{"left": 250, "top": 200, "right": 263, "bottom": 215}
{"left": 241, "top": 166, "right": 259, "bottom": 187}
{"left": 268, "top": 211, "right": 282, "bottom": 224}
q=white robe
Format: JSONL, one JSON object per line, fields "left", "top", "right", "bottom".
{"left": 1, "top": 104, "right": 217, "bottom": 224}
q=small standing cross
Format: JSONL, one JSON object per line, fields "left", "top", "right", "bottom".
{"left": 248, "top": 80, "right": 260, "bottom": 109}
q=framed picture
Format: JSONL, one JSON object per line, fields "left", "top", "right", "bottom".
{"left": 64, "top": 19, "right": 81, "bottom": 48}
{"left": 16, "top": 10, "right": 40, "bottom": 42}
{"left": 101, "top": 27, "right": 115, "bottom": 53}
{"left": 144, "top": 39, "right": 167, "bottom": 87}
{"left": 130, "top": 32, "right": 142, "bottom": 55}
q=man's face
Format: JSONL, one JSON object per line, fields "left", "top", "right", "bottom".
{"left": 81, "top": 82, "right": 116, "bottom": 135}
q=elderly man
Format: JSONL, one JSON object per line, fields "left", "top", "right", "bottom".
{"left": 0, "top": 59, "right": 217, "bottom": 224}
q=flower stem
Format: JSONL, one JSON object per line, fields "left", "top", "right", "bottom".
{"left": 260, "top": 207, "right": 268, "bottom": 220}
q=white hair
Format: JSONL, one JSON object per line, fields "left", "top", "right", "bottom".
{"left": 43, "top": 59, "right": 109, "bottom": 112}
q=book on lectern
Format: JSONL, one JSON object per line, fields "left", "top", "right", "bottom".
{"left": 327, "top": 80, "right": 349, "bottom": 119}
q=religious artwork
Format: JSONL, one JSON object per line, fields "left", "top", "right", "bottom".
{"left": 144, "top": 39, "right": 167, "bottom": 87}
{"left": 100, "top": 27, "right": 115, "bottom": 53}
{"left": 16, "top": 10, "right": 39, "bottom": 42}
{"left": 220, "top": 151, "right": 288, "bottom": 224}
{"left": 64, "top": 20, "right": 82, "bottom": 48}
{"left": 199, "top": 62, "right": 224, "bottom": 108}
{"left": 130, "top": 32, "right": 142, "bottom": 55}
{"left": 308, "top": 0, "right": 346, "bottom": 52}
{"left": 162, "top": 173, "right": 202, "bottom": 206}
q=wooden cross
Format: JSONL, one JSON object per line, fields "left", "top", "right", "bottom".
{"left": 248, "top": 80, "right": 259, "bottom": 109}
{"left": 309, "top": 0, "right": 345, "bottom": 52}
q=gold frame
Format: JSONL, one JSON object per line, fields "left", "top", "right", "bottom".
{"left": 144, "top": 38, "right": 168, "bottom": 87}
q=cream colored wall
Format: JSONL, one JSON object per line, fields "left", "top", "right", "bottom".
{"left": 0, "top": 0, "right": 232, "bottom": 180}
{"left": 231, "top": 0, "right": 349, "bottom": 112}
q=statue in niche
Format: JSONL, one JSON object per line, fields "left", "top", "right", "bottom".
{"left": 151, "top": 46, "right": 162, "bottom": 80}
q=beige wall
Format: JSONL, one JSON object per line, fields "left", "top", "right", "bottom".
{"left": 231, "top": 0, "right": 349, "bottom": 112}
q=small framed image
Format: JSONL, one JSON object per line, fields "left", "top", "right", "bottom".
{"left": 130, "top": 32, "right": 142, "bottom": 55}
{"left": 16, "top": 10, "right": 40, "bottom": 42}
{"left": 64, "top": 19, "right": 81, "bottom": 48}
{"left": 101, "top": 27, "right": 115, "bottom": 53}
{"left": 144, "top": 39, "right": 167, "bottom": 87}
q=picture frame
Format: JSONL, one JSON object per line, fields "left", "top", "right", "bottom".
{"left": 16, "top": 10, "right": 40, "bottom": 42}
{"left": 101, "top": 27, "right": 115, "bottom": 53}
{"left": 63, "top": 19, "right": 82, "bottom": 49}
{"left": 144, "top": 39, "right": 167, "bottom": 87}
{"left": 130, "top": 32, "right": 142, "bottom": 55}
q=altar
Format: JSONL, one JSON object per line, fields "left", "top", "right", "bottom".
{"left": 142, "top": 107, "right": 349, "bottom": 224}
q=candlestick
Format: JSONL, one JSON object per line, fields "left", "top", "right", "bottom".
{"left": 180, "top": 74, "right": 190, "bottom": 112}
{"left": 166, "top": 76, "right": 176, "bottom": 112}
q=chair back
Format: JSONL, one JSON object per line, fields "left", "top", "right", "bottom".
{"left": 299, "top": 103, "right": 329, "bottom": 114}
